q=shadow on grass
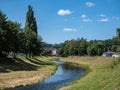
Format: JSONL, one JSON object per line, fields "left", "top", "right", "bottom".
{"left": 27, "top": 57, "right": 54, "bottom": 65}
{"left": 0, "top": 58, "right": 38, "bottom": 73}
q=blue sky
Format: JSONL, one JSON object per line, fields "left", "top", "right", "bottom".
{"left": 0, "top": 0, "right": 120, "bottom": 44}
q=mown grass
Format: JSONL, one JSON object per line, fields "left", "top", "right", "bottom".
{"left": 59, "top": 56, "right": 120, "bottom": 90}
{"left": 0, "top": 56, "right": 57, "bottom": 89}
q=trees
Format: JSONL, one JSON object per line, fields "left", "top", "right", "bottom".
{"left": 0, "top": 11, "right": 8, "bottom": 57}
{"left": 78, "top": 38, "right": 88, "bottom": 56}
{"left": 5, "top": 21, "right": 21, "bottom": 58}
{"left": 25, "top": 5, "right": 37, "bottom": 34}
{"left": 59, "top": 39, "right": 106, "bottom": 57}
{"left": 87, "top": 44, "right": 97, "bottom": 56}
{"left": 24, "top": 5, "right": 42, "bottom": 57}
{"left": 0, "top": 11, "right": 22, "bottom": 58}
{"left": 1, "top": 6, "right": 120, "bottom": 58}
{"left": 117, "top": 28, "right": 120, "bottom": 38}
{"left": 96, "top": 42, "right": 104, "bottom": 55}
{"left": 116, "top": 28, "right": 120, "bottom": 53}
{"left": 117, "top": 47, "right": 120, "bottom": 53}
{"left": 59, "top": 38, "right": 88, "bottom": 56}
{"left": 0, "top": 5, "right": 43, "bottom": 58}
{"left": 25, "top": 28, "right": 38, "bottom": 57}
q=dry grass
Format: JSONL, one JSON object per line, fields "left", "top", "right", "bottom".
{"left": 0, "top": 56, "right": 57, "bottom": 89}
{"left": 59, "top": 56, "right": 120, "bottom": 90}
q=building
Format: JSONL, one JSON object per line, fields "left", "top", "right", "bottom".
{"left": 112, "top": 53, "right": 120, "bottom": 58}
{"left": 102, "top": 51, "right": 120, "bottom": 58}
{"left": 44, "top": 47, "right": 57, "bottom": 56}
{"left": 102, "top": 51, "right": 112, "bottom": 57}
{"left": 51, "top": 49, "right": 57, "bottom": 56}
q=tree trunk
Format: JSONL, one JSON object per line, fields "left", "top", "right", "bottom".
{"left": 13, "top": 52, "right": 16, "bottom": 59}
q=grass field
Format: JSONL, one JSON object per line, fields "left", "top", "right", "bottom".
{"left": 59, "top": 56, "right": 120, "bottom": 90}
{"left": 0, "top": 56, "right": 57, "bottom": 89}
{"left": 0, "top": 56, "right": 120, "bottom": 90}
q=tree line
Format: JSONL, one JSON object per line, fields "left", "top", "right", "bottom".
{"left": 0, "top": 5, "right": 120, "bottom": 58}
{"left": 59, "top": 29, "right": 120, "bottom": 57}
{"left": 0, "top": 5, "right": 44, "bottom": 58}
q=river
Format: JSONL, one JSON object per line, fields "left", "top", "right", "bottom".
{"left": 9, "top": 60, "right": 85, "bottom": 90}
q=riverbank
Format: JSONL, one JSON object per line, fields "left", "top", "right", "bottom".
{"left": 59, "top": 56, "right": 120, "bottom": 90}
{"left": 0, "top": 56, "right": 57, "bottom": 89}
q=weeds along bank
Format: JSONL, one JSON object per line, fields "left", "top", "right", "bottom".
{"left": 0, "top": 56, "right": 57, "bottom": 89}
{"left": 59, "top": 56, "right": 120, "bottom": 90}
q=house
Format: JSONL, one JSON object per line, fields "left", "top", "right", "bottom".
{"left": 112, "top": 53, "right": 120, "bottom": 58}
{"left": 44, "top": 47, "right": 57, "bottom": 56}
{"left": 51, "top": 49, "right": 57, "bottom": 56}
{"left": 102, "top": 51, "right": 112, "bottom": 57}
{"left": 102, "top": 51, "right": 120, "bottom": 58}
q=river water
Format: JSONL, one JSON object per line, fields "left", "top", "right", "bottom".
{"left": 10, "top": 61, "right": 85, "bottom": 90}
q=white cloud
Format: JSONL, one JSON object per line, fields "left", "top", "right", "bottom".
{"left": 81, "top": 14, "right": 87, "bottom": 18}
{"left": 83, "top": 18, "right": 92, "bottom": 22}
{"left": 99, "top": 18, "right": 109, "bottom": 22}
{"left": 98, "top": 15, "right": 120, "bottom": 22}
{"left": 98, "top": 14, "right": 108, "bottom": 22}
{"left": 80, "top": 14, "right": 92, "bottom": 22}
{"left": 85, "top": 2, "right": 95, "bottom": 7}
{"left": 57, "top": 9, "right": 72, "bottom": 16}
{"left": 64, "top": 28, "right": 77, "bottom": 32}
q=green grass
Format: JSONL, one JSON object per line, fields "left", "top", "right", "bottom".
{"left": 0, "top": 56, "right": 57, "bottom": 89}
{"left": 59, "top": 56, "right": 120, "bottom": 90}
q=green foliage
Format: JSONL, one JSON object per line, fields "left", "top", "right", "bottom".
{"left": 117, "top": 28, "right": 120, "bottom": 38}
{"left": 59, "top": 36, "right": 120, "bottom": 57}
{"left": 60, "top": 38, "right": 88, "bottom": 56}
{"left": 24, "top": 5, "right": 43, "bottom": 57}
{"left": 78, "top": 38, "right": 88, "bottom": 56}
{"left": 117, "top": 47, "right": 120, "bottom": 53}
{"left": 17, "top": 29, "right": 26, "bottom": 53}
{"left": 0, "top": 11, "right": 7, "bottom": 29}
{"left": 0, "top": 8, "right": 120, "bottom": 58}
{"left": 25, "top": 5, "right": 37, "bottom": 34}
{"left": 87, "top": 44, "right": 97, "bottom": 56}
{"left": 0, "top": 5, "right": 44, "bottom": 58}
{"left": 0, "top": 11, "right": 8, "bottom": 57}
{"left": 0, "top": 12, "right": 22, "bottom": 58}
{"left": 5, "top": 21, "right": 19, "bottom": 52}
{"left": 87, "top": 42, "right": 104, "bottom": 56}
{"left": 0, "top": 20, "right": 23, "bottom": 58}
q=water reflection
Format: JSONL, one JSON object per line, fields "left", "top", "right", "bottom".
{"left": 9, "top": 61, "right": 85, "bottom": 90}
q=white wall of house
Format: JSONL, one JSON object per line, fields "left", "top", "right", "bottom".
{"left": 112, "top": 54, "right": 120, "bottom": 58}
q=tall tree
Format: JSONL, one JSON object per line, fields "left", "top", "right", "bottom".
{"left": 25, "top": 5, "right": 37, "bottom": 34}
{"left": 0, "top": 11, "right": 8, "bottom": 57}
{"left": 117, "top": 28, "right": 120, "bottom": 38}
{"left": 0, "top": 11, "right": 7, "bottom": 29}
{"left": 24, "top": 5, "right": 42, "bottom": 57}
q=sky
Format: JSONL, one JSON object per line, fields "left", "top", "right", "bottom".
{"left": 0, "top": 0, "right": 120, "bottom": 44}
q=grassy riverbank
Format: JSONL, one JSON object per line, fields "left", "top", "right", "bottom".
{"left": 0, "top": 56, "right": 57, "bottom": 89}
{"left": 59, "top": 56, "right": 120, "bottom": 90}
